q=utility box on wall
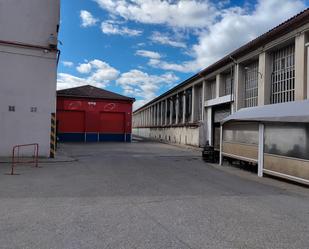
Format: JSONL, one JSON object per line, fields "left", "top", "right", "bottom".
{"left": 57, "top": 85, "right": 135, "bottom": 142}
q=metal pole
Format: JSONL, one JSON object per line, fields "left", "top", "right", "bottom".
{"left": 219, "top": 125, "right": 223, "bottom": 166}
{"left": 258, "top": 123, "right": 264, "bottom": 177}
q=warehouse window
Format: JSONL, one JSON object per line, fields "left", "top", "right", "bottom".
{"left": 166, "top": 100, "right": 170, "bottom": 124}
{"left": 206, "top": 80, "right": 216, "bottom": 100}
{"left": 185, "top": 88, "right": 192, "bottom": 122}
{"left": 271, "top": 44, "right": 295, "bottom": 104}
{"left": 178, "top": 93, "right": 183, "bottom": 123}
{"left": 222, "top": 74, "right": 232, "bottom": 96}
{"left": 172, "top": 96, "right": 176, "bottom": 124}
{"left": 244, "top": 61, "right": 259, "bottom": 107}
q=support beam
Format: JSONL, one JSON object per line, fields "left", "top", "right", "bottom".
{"left": 169, "top": 98, "right": 173, "bottom": 125}
{"left": 258, "top": 52, "right": 272, "bottom": 106}
{"left": 165, "top": 99, "right": 168, "bottom": 125}
{"left": 258, "top": 123, "right": 264, "bottom": 177}
{"left": 191, "top": 86, "right": 195, "bottom": 123}
{"left": 183, "top": 90, "right": 186, "bottom": 123}
{"left": 219, "top": 125, "right": 223, "bottom": 166}
{"left": 295, "top": 33, "right": 307, "bottom": 100}
{"left": 234, "top": 64, "right": 244, "bottom": 111}
{"left": 175, "top": 94, "right": 179, "bottom": 124}
{"left": 201, "top": 81, "right": 206, "bottom": 120}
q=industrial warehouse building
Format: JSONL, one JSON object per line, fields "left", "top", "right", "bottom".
{"left": 133, "top": 9, "right": 309, "bottom": 184}
{"left": 57, "top": 85, "right": 135, "bottom": 142}
{"left": 0, "top": 0, "right": 60, "bottom": 157}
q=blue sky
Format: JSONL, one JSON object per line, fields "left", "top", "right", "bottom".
{"left": 57, "top": 0, "right": 308, "bottom": 109}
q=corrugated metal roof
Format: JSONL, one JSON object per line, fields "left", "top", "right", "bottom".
{"left": 134, "top": 8, "right": 309, "bottom": 113}
{"left": 57, "top": 85, "right": 135, "bottom": 102}
{"left": 222, "top": 100, "right": 309, "bottom": 124}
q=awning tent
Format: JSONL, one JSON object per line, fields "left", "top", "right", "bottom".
{"left": 222, "top": 100, "right": 309, "bottom": 124}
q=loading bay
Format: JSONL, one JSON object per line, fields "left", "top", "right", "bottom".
{"left": 0, "top": 138, "right": 308, "bottom": 249}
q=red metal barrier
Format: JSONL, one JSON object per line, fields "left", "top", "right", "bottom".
{"left": 10, "top": 143, "right": 39, "bottom": 175}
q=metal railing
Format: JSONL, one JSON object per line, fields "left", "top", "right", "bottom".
{"left": 10, "top": 143, "right": 39, "bottom": 175}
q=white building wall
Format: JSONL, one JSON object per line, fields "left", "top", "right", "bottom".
{"left": 0, "top": 0, "right": 60, "bottom": 157}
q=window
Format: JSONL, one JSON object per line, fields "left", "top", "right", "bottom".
{"left": 206, "top": 80, "right": 216, "bottom": 100}
{"left": 244, "top": 61, "right": 259, "bottom": 107}
{"left": 30, "top": 107, "right": 37, "bottom": 113}
{"left": 185, "top": 88, "right": 192, "bottom": 122}
{"left": 223, "top": 74, "right": 232, "bottom": 96}
{"left": 8, "top": 106, "right": 15, "bottom": 112}
{"left": 178, "top": 93, "right": 183, "bottom": 123}
{"left": 172, "top": 96, "right": 176, "bottom": 124}
{"left": 271, "top": 44, "right": 295, "bottom": 104}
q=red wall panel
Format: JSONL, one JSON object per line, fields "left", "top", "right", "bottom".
{"left": 57, "top": 111, "right": 85, "bottom": 132}
{"left": 100, "top": 112, "right": 124, "bottom": 133}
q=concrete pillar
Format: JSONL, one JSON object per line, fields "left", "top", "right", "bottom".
{"left": 234, "top": 64, "right": 245, "bottom": 111}
{"left": 216, "top": 74, "right": 221, "bottom": 98}
{"left": 160, "top": 102, "right": 163, "bottom": 126}
{"left": 258, "top": 52, "right": 272, "bottom": 106}
{"left": 206, "top": 107, "right": 213, "bottom": 146}
{"left": 182, "top": 90, "right": 186, "bottom": 123}
{"left": 295, "top": 33, "right": 307, "bottom": 100}
{"left": 191, "top": 86, "right": 195, "bottom": 123}
{"left": 164, "top": 99, "right": 168, "bottom": 125}
{"left": 201, "top": 80, "right": 206, "bottom": 120}
{"left": 169, "top": 98, "right": 173, "bottom": 125}
{"left": 175, "top": 94, "right": 179, "bottom": 124}
{"left": 307, "top": 43, "right": 309, "bottom": 99}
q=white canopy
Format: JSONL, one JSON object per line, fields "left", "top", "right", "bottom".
{"left": 222, "top": 100, "right": 309, "bottom": 124}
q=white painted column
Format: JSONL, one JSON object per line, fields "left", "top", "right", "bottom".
{"left": 164, "top": 99, "right": 168, "bottom": 125}
{"left": 207, "top": 107, "right": 212, "bottom": 146}
{"left": 175, "top": 94, "right": 179, "bottom": 124}
{"left": 295, "top": 33, "right": 307, "bottom": 100}
{"left": 234, "top": 64, "right": 244, "bottom": 111}
{"left": 191, "top": 86, "right": 195, "bottom": 123}
{"left": 169, "top": 98, "right": 173, "bottom": 125}
{"left": 219, "top": 125, "right": 223, "bottom": 166}
{"left": 216, "top": 74, "right": 221, "bottom": 98}
{"left": 182, "top": 91, "right": 186, "bottom": 123}
{"left": 201, "top": 80, "right": 206, "bottom": 120}
{"left": 160, "top": 102, "right": 163, "bottom": 126}
{"left": 258, "top": 123, "right": 264, "bottom": 177}
{"left": 258, "top": 52, "right": 272, "bottom": 106}
{"left": 307, "top": 43, "right": 309, "bottom": 99}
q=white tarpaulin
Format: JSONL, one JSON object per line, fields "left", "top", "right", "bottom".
{"left": 222, "top": 100, "right": 309, "bottom": 124}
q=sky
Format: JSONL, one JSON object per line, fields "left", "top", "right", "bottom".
{"left": 57, "top": 0, "right": 308, "bottom": 110}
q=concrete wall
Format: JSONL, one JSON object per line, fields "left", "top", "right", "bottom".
{"left": 0, "top": 0, "right": 60, "bottom": 156}
{"left": 0, "top": 0, "right": 60, "bottom": 46}
{"left": 133, "top": 126, "right": 201, "bottom": 147}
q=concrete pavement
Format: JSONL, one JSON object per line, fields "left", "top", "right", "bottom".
{"left": 0, "top": 137, "right": 308, "bottom": 249}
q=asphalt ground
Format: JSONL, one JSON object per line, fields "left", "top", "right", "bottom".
{"left": 0, "top": 137, "right": 308, "bottom": 249}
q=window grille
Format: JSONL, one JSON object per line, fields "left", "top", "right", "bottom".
{"left": 223, "top": 74, "right": 232, "bottom": 96}
{"left": 271, "top": 44, "right": 295, "bottom": 104}
{"left": 244, "top": 61, "right": 259, "bottom": 107}
{"left": 178, "top": 93, "right": 183, "bottom": 123}
{"left": 185, "top": 88, "right": 192, "bottom": 122}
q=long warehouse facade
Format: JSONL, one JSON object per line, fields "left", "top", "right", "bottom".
{"left": 133, "top": 9, "right": 309, "bottom": 151}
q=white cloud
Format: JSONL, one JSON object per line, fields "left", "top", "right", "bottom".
{"left": 58, "top": 59, "right": 119, "bottom": 90}
{"left": 116, "top": 69, "right": 179, "bottom": 109}
{"left": 150, "top": 31, "right": 187, "bottom": 48}
{"left": 76, "top": 63, "right": 92, "bottom": 74}
{"left": 94, "top": 0, "right": 217, "bottom": 28}
{"left": 62, "top": 61, "right": 74, "bottom": 67}
{"left": 80, "top": 10, "right": 98, "bottom": 27}
{"left": 136, "top": 50, "right": 161, "bottom": 59}
{"left": 144, "top": 0, "right": 307, "bottom": 73}
{"left": 101, "top": 21, "right": 142, "bottom": 36}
